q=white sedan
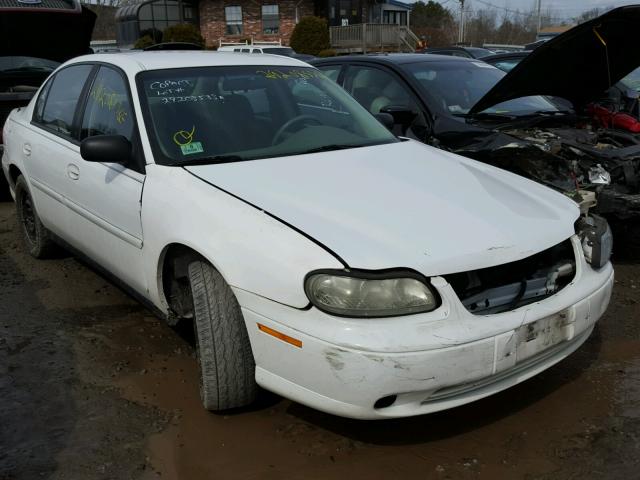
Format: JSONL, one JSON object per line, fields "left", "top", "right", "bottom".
{"left": 1, "top": 52, "right": 614, "bottom": 419}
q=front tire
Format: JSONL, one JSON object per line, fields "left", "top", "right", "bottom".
{"left": 188, "top": 260, "right": 258, "bottom": 411}
{"left": 15, "top": 175, "right": 56, "bottom": 258}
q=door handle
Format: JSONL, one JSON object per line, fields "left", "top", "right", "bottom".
{"left": 67, "top": 163, "right": 80, "bottom": 181}
{"left": 22, "top": 144, "right": 31, "bottom": 156}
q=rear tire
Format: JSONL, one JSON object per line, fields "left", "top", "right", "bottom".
{"left": 188, "top": 260, "right": 258, "bottom": 411}
{"left": 15, "top": 175, "right": 57, "bottom": 258}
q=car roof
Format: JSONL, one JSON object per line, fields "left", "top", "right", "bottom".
{"left": 64, "top": 51, "right": 308, "bottom": 74}
{"left": 312, "top": 53, "right": 476, "bottom": 66}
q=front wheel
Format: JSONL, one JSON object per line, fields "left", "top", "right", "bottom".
{"left": 15, "top": 175, "right": 57, "bottom": 258}
{"left": 188, "top": 260, "right": 258, "bottom": 411}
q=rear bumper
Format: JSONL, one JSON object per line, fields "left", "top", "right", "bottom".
{"left": 236, "top": 252, "right": 613, "bottom": 419}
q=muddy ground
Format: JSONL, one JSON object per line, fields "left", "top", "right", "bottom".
{"left": 0, "top": 200, "right": 639, "bottom": 480}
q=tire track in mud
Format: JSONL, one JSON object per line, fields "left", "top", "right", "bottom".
{"left": 0, "top": 205, "right": 168, "bottom": 480}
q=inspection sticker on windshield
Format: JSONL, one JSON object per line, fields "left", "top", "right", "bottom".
{"left": 180, "top": 142, "right": 203, "bottom": 155}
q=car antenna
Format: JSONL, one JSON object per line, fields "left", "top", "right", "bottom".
{"left": 593, "top": 25, "right": 611, "bottom": 87}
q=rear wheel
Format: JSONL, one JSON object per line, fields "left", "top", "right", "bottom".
{"left": 187, "top": 260, "right": 258, "bottom": 411}
{"left": 15, "top": 175, "right": 56, "bottom": 258}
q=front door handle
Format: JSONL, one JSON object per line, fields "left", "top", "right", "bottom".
{"left": 67, "top": 163, "right": 80, "bottom": 181}
{"left": 22, "top": 144, "right": 31, "bottom": 156}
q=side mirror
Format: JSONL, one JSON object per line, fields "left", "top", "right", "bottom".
{"left": 374, "top": 112, "right": 395, "bottom": 130}
{"left": 380, "top": 105, "right": 418, "bottom": 127}
{"left": 80, "top": 135, "right": 132, "bottom": 164}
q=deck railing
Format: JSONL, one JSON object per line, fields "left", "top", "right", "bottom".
{"left": 329, "top": 23, "right": 420, "bottom": 53}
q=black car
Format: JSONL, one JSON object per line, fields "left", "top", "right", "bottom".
{"left": 422, "top": 46, "right": 494, "bottom": 59}
{"left": 482, "top": 51, "right": 529, "bottom": 72}
{"left": 0, "top": 0, "right": 95, "bottom": 197}
{"left": 312, "top": 6, "right": 640, "bottom": 237}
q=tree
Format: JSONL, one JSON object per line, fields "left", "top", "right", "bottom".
{"left": 410, "top": 1, "right": 456, "bottom": 47}
{"left": 574, "top": 8, "right": 608, "bottom": 24}
{"left": 290, "top": 17, "right": 330, "bottom": 56}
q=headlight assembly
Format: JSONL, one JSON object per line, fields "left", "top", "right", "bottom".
{"left": 304, "top": 270, "right": 440, "bottom": 318}
{"left": 576, "top": 214, "right": 613, "bottom": 269}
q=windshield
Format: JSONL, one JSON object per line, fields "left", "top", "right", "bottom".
{"left": 263, "top": 47, "right": 295, "bottom": 56}
{"left": 620, "top": 67, "right": 640, "bottom": 92}
{"left": 137, "top": 65, "right": 397, "bottom": 165}
{"left": 405, "top": 60, "right": 559, "bottom": 116}
{"left": 0, "top": 56, "right": 60, "bottom": 73}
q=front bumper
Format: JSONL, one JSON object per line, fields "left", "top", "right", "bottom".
{"left": 236, "top": 237, "right": 614, "bottom": 419}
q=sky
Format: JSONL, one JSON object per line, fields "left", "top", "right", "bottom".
{"left": 430, "top": 0, "right": 635, "bottom": 19}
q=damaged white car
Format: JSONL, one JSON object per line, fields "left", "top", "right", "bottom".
{"left": 1, "top": 52, "right": 614, "bottom": 419}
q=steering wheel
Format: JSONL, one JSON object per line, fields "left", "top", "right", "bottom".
{"left": 272, "top": 115, "right": 321, "bottom": 145}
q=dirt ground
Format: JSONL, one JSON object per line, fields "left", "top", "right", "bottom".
{"left": 1, "top": 200, "right": 639, "bottom": 480}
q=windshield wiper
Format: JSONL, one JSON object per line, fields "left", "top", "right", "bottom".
{"left": 297, "top": 143, "right": 367, "bottom": 154}
{"left": 531, "top": 109, "right": 573, "bottom": 116}
{"left": 455, "top": 112, "right": 517, "bottom": 121}
{"left": 171, "top": 155, "right": 245, "bottom": 166}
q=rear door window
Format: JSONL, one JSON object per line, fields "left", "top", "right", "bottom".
{"left": 38, "top": 64, "right": 94, "bottom": 138}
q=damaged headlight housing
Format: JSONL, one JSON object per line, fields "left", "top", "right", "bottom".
{"left": 576, "top": 214, "right": 613, "bottom": 269}
{"left": 304, "top": 270, "right": 440, "bottom": 317}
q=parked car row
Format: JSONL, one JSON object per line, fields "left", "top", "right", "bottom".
{"left": 313, "top": 7, "right": 640, "bottom": 235}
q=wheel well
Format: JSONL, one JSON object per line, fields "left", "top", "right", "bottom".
{"left": 160, "top": 244, "right": 206, "bottom": 323}
{"left": 8, "top": 164, "right": 22, "bottom": 186}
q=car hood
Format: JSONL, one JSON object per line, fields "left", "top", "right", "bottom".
{"left": 185, "top": 140, "right": 579, "bottom": 276}
{"left": 470, "top": 5, "right": 640, "bottom": 114}
{"left": 0, "top": 6, "right": 96, "bottom": 62}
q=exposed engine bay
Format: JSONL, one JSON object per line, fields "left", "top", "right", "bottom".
{"left": 450, "top": 116, "right": 640, "bottom": 222}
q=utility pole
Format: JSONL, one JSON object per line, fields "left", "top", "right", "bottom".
{"left": 537, "top": 0, "right": 542, "bottom": 34}
{"left": 458, "top": 0, "right": 465, "bottom": 44}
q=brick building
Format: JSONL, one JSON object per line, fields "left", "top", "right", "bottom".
{"left": 115, "top": 0, "right": 410, "bottom": 49}
{"left": 199, "top": 0, "right": 316, "bottom": 46}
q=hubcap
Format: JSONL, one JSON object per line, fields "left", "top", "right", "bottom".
{"left": 20, "top": 191, "right": 37, "bottom": 244}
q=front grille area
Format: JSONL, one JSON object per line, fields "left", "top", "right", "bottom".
{"left": 444, "top": 239, "right": 576, "bottom": 315}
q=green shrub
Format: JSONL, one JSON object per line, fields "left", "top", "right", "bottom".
{"left": 317, "top": 49, "right": 337, "bottom": 58}
{"left": 290, "top": 17, "right": 330, "bottom": 56}
{"left": 140, "top": 27, "right": 163, "bottom": 43}
{"left": 163, "top": 23, "right": 205, "bottom": 46}
{"left": 134, "top": 35, "right": 155, "bottom": 49}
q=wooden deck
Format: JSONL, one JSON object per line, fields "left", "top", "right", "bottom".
{"left": 329, "top": 24, "right": 420, "bottom": 53}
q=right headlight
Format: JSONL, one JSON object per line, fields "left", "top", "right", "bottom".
{"left": 575, "top": 214, "right": 613, "bottom": 269}
{"left": 304, "top": 270, "right": 440, "bottom": 318}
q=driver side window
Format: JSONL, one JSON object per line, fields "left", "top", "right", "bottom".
{"left": 344, "top": 66, "right": 413, "bottom": 115}
{"left": 80, "top": 66, "right": 134, "bottom": 141}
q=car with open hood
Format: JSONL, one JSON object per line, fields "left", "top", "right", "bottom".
{"left": 312, "top": 6, "right": 640, "bottom": 244}
{"left": 1, "top": 52, "right": 613, "bottom": 419}
{"left": 0, "top": 0, "right": 95, "bottom": 196}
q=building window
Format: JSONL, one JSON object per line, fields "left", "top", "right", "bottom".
{"left": 382, "top": 10, "right": 407, "bottom": 25}
{"left": 262, "top": 4, "right": 279, "bottom": 34}
{"left": 225, "top": 6, "right": 243, "bottom": 35}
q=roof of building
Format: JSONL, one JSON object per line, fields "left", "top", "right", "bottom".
{"left": 384, "top": 0, "right": 412, "bottom": 10}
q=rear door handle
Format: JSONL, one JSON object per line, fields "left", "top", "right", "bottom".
{"left": 67, "top": 163, "right": 80, "bottom": 181}
{"left": 22, "top": 144, "right": 31, "bottom": 156}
